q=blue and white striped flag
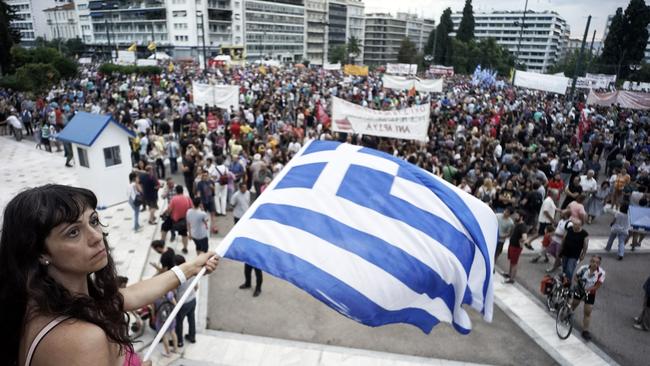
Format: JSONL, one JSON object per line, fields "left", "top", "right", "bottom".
{"left": 216, "top": 141, "right": 498, "bottom": 334}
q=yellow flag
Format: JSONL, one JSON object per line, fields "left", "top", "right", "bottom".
{"left": 127, "top": 43, "right": 137, "bottom": 52}
{"left": 147, "top": 42, "right": 157, "bottom": 52}
{"left": 343, "top": 64, "right": 368, "bottom": 76}
{"left": 258, "top": 65, "right": 267, "bottom": 75}
{"left": 168, "top": 62, "right": 175, "bottom": 73}
{"left": 509, "top": 68, "right": 515, "bottom": 83}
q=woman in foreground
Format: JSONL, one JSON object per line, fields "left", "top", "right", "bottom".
{"left": 0, "top": 184, "right": 219, "bottom": 366}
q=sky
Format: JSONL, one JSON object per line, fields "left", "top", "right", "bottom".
{"left": 364, "top": 0, "right": 636, "bottom": 41}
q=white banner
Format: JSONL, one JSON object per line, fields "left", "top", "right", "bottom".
{"left": 429, "top": 65, "right": 454, "bottom": 77}
{"left": 382, "top": 75, "right": 443, "bottom": 93}
{"left": 331, "top": 97, "right": 430, "bottom": 141}
{"left": 324, "top": 62, "right": 341, "bottom": 71}
{"left": 116, "top": 50, "right": 136, "bottom": 65}
{"left": 192, "top": 83, "right": 240, "bottom": 109}
{"left": 573, "top": 73, "right": 617, "bottom": 89}
{"left": 136, "top": 59, "right": 158, "bottom": 66}
{"left": 514, "top": 70, "right": 569, "bottom": 95}
{"left": 387, "top": 63, "right": 418, "bottom": 75}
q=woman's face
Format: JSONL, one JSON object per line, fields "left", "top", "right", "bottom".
{"left": 43, "top": 208, "right": 108, "bottom": 276}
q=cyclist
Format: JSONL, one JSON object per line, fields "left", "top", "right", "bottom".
{"left": 571, "top": 255, "right": 605, "bottom": 341}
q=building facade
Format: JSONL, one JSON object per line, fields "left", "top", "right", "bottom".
{"left": 450, "top": 10, "right": 570, "bottom": 73}
{"left": 346, "top": 0, "right": 364, "bottom": 63}
{"left": 8, "top": 0, "right": 72, "bottom": 44}
{"left": 364, "top": 12, "right": 432, "bottom": 66}
{"left": 305, "top": 0, "right": 328, "bottom": 65}
{"left": 44, "top": 3, "right": 79, "bottom": 41}
{"left": 397, "top": 12, "right": 434, "bottom": 53}
{"left": 244, "top": 0, "right": 306, "bottom": 62}
{"left": 364, "top": 13, "right": 406, "bottom": 65}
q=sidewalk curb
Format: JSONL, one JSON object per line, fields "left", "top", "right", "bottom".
{"left": 493, "top": 280, "right": 620, "bottom": 366}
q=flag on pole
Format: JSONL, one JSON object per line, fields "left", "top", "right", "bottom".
{"left": 127, "top": 43, "right": 137, "bottom": 52}
{"left": 168, "top": 62, "right": 175, "bottom": 73}
{"left": 316, "top": 103, "right": 330, "bottom": 126}
{"left": 147, "top": 41, "right": 157, "bottom": 52}
{"left": 215, "top": 141, "right": 498, "bottom": 334}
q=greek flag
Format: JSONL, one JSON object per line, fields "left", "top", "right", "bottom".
{"left": 216, "top": 141, "right": 497, "bottom": 334}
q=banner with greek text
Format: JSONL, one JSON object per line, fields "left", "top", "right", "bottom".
{"left": 514, "top": 70, "right": 569, "bottom": 95}
{"left": 387, "top": 63, "right": 418, "bottom": 75}
{"left": 382, "top": 75, "right": 443, "bottom": 93}
{"left": 429, "top": 65, "right": 454, "bottom": 77}
{"left": 343, "top": 64, "right": 369, "bottom": 76}
{"left": 192, "top": 82, "right": 240, "bottom": 109}
{"left": 331, "top": 97, "right": 430, "bottom": 141}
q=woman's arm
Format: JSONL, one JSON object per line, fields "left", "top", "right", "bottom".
{"left": 121, "top": 253, "right": 219, "bottom": 311}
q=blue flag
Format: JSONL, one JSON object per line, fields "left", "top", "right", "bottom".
{"left": 216, "top": 141, "right": 498, "bottom": 334}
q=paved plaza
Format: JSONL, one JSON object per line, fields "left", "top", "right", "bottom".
{"left": 1, "top": 136, "right": 647, "bottom": 365}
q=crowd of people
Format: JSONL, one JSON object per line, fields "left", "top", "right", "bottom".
{"left": 1, "top": 59, "right": 649, "bottom": 347}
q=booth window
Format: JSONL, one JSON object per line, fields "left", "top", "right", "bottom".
{"left": 77, "top": 147, "right": 89, "bottom": 168}
{"left": 104, "top": 146, "right": 122, "bottom": 167}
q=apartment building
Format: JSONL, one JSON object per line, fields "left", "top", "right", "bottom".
{"left": 364, "top": 12, "right": 433, "bottom": 66}
{"left": 450, "top": 10, "right": 570, "bottom": 73}
{"left": 244, "top": 0, "right": 305, "bottom": 62}
{"left": 7, "top": 0, "right": 72, "bottom": 44}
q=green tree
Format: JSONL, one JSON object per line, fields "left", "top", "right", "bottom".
{"left": 0, "top": 1, "right": 21, "bottom": 75}
{"left": 451, "top": 38, "right": 515, "bottom": 76}
{"left": 329, "top": 44, "right": 347, "bottom": 64}
{"left": 15, "top": 63, "right": 60, "bottom": 92}
{"left": 435, "top": 8, "right": 454, "bottom": 65}
{"left": 65, "top": 37, "right": 86, "bottom": 58}
{"left": 347, "top": 36, "right": 361, "bottom": 64}
{"left": 456, "top": 0, "right": 475, "bottom": 42}
{"left": 599, "top": 0, "right": 650, "bottom": 78}
{"left": 548, "top": 49, "right": 597, "bottom": 78}
{"left": 629, "top": 62, "right": 650, "bottom": 82}
{"left": 397, "top": 37, "right": 418, "bottom": 64}
{"left": 52, "top": 56, "right": 78, "bottom": 80}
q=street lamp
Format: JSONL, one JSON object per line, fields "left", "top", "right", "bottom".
{"left": 196, "top": 11, "right": 208, "bottom": 70}
{"left": 514, "top": 0, "right": 530, "bottom": 68}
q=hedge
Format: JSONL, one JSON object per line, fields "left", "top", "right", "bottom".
{"left": 98, "top": 63, "right": 162, "bottom": 76}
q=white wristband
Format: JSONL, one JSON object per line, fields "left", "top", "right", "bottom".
{"left": 170, "top": 266, "right": 187, "bottom": 285}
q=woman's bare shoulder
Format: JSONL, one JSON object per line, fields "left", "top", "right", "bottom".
{"left": 29, "top": 318, "right": 115, "bottom": 366}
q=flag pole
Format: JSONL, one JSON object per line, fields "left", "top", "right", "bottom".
{"left": 142, "top": 261, "right": 212, "bottom": 361}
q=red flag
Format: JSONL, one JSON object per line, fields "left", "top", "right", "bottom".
{"left": 317, "top": 104, "right": 330, "bottom": 126}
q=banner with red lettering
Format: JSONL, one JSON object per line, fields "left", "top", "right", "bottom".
{"left": 331, "top": 97, "right": 430, "bottom": 141}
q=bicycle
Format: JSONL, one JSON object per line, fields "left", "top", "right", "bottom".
{"left": 555, "top": 282, "right": 588, "bottom": 339}
{"left": 545, "top": 273, "right": 570, "bottom": 313}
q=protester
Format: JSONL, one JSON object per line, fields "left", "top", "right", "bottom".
{"left": 174, "top": 255, "right": 198, "bottom": 346}
{"left": 633, "top": 275, "right": 650, "bottom": 331}
{"left": 0, "top": 185, "right": 219, "bottom": 365}
{"left": 571, "top": 255, "right": 605, "bottom": 341}
{"left": 604, "top": 203, "right": 631, "bottom": 260}
{"left": 504, "top": 211, "right": 528, "bottom": 284}
{"left": 186, "top": 197, "right": 210, "bottom": 254}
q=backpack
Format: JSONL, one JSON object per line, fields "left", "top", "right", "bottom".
{"left": 540, "top": 274, "right": 554, "bottom": 295}
{"left": 216, "top": 167, "right": 228, "bottom": 185}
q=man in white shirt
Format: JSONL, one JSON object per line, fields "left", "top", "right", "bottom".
{"left": 579, "top": 170, "right": 598, "bottom": 196}
{"left": 231, "top": 184, "right": 262, "bottom": 296}
{"left": 134, "top": 115, "right": 150, "bottom": 134}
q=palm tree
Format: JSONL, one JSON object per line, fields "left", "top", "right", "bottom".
{"left": 347, "top": 36, "right": 361, "bottom": 64}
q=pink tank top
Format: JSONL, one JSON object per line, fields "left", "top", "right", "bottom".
{"left": 25, "top": 316, "right": 141, "bottom": 366}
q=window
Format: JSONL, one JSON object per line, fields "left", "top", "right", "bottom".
{"left": 103, "top": 146, "right": 122, "bottom": 167}
{"left": 77, "top": 147, "right": 89, "bottom": 168}
{"left": 172, "top": 10, "right": 187, "bottom": 17}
